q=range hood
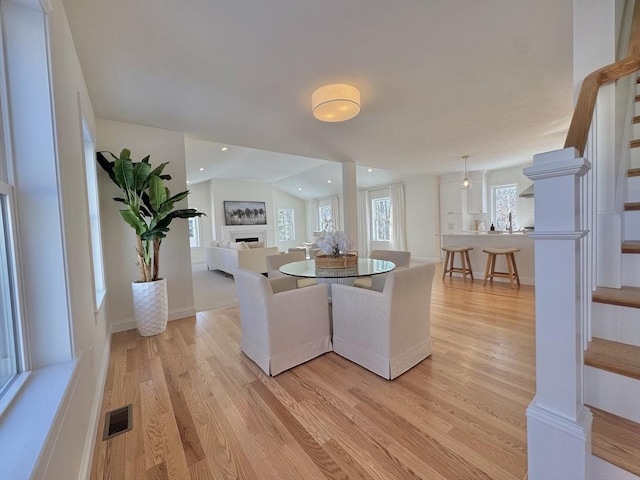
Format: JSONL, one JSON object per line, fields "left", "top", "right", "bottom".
{"left": 519, "top": 184, "right": 534, "bottom": 198}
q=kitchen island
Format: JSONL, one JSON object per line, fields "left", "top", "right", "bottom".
{"left": 441, "top": 232, "right": 535, "bottom": 285}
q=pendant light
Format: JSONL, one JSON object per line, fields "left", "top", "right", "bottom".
{"left": 461, "top": 155, "right": 471, "bottom": 189}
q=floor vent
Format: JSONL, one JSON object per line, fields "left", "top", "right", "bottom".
{"left": 102, "top": 404, "right": 132, "bottom": 440}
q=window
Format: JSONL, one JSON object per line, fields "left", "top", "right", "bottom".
{"left": 82, "top": 118, "right": 105, "bottom": 308}
{"left": 492, "top": 184, "right": 517, "bottom": 230}
{"left": 277, "top": 208, "right": 295, "bottom": 242}
{"left": 318, "top": 205, "right": 332, "bottom": 230}
{"left": 371, "top": 196, "right": 391, "bottom": 242}
{"left": 188, "top": 217, "right": 201, "bottom": 248}
{"left": 0, "top": 186, "right": 19, "bottom": 398}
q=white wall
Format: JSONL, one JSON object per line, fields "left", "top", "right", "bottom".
{"left": 96, "top": 119, "right": 196, "bottom": 329}
{"left": 273, "top": 188, "right": 307, "bottom": 251}
{"left": 404, "top": 175, "right": 441, "bottom": 262}
{"left": 4, "top": 1, "right": 110, "bottom": 478}
{"left": 210, "top": 178, "right": 276, "bottom": 245}
{"left": 188, "top": 181, "right": 212, "bottom": 263}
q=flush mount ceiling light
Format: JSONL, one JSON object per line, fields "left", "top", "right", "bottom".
{"left": 312, "top": 83, "right": 361, "bottom": 122}
{"left": 461, "top": 155, "right": 471, "bottom": 189}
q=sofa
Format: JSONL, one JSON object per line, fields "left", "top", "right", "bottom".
{"left": 206, "top": 240, "right": 279, "bottom": 275}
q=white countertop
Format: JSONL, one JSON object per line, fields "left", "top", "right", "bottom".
{"left": 441, "top": 231, "right": 530, "bottom": 237}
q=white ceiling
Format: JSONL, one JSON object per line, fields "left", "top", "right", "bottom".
{"left": 62, "top": 0, "right": 574, "bottom": 200}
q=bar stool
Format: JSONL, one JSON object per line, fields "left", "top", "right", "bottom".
{"left": 441, "top": 246, "right": 474, "bottom": 280}
{"left": 482, "top": 248, "right": 520, "bottom": 288}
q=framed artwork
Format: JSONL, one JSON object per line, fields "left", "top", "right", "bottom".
{"left": 223, "top": 201, "right": 267, "bottom": 226}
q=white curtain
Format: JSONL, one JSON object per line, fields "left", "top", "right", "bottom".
{"left": 390, "top": 183, "right": 407, "bottom": 250}
{"left": 329, "top": 195, "right": 341, "bottom": 230}
{"left": 311, "top": 199, "right": 319, "bottom": 231}
{"left": 357, "top": 190, "right": 371, "bottom": 257}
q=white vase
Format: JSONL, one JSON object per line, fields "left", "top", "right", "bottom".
{"left": 131, "top": 278, "right": 168, "bottom": 336}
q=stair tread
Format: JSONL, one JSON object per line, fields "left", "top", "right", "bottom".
{"left": 590, "top": 406, "right": 640, "bottom": 476}
{"left": 623, "top": 241, "right": 640, "bottom": 254}
{"left": 626, "top": 202, "right": 640, "bottom": 211}
{"left": 593, "top": 286, "right": 640, "bottom": 308}
{"left": 629, "top": 168, "right": 640, "bottom": 177}
{"left": 584, "top": 337, "right": 640, "bottom": 380}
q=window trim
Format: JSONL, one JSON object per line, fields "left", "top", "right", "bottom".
{"left": 188, "top": 216, "right": 201, "bottom": 248}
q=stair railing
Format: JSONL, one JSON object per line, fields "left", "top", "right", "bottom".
{"left": 524, "top": 1, "right": 640, "bottom": 479}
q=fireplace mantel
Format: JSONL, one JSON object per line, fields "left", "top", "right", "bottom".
{"left": 221, "top": 226, "right": 267, "bottom": 243}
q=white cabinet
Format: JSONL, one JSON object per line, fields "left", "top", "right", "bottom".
{"left": 466, "top": 171, "right": 487, "bottom": 213}
{"left": 440, "top": 213, "right": 463, "bottom": 233}
{"left": 439, "top": 182, "right": 463, "bottom": 215}
{"left": 439, "top": 180, "right": 464, "bottom": 233}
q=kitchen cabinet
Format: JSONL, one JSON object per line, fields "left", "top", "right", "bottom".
{"left": 439, "top": 180, "right": 464, "bottom": 234}
{"left": 440, "top": 214, "right": 463, "bottom": 233}
{"left": 439, "top": 181, "right": 463, "bottom": 215}
{"left": 466, "top": 171, "right": 487, "bottom": 213}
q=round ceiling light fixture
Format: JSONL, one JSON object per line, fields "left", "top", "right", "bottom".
{"left": 312, "top": 83, "right": 361, "bottom": 122}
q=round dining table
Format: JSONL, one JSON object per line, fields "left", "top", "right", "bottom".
{"left": 279, "top": 258, "right": 395, "bottom": 298}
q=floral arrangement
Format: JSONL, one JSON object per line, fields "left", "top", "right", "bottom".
{"left": 317, "top": 226, "right": 354, "bottom": 258}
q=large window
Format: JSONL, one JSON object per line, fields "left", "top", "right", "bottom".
{"left": 318, "top": 205, "right": 332, "bottom": 230}
{"left": 492, "top": 184, "right": 517, "bottom": 230}
{"left": 188, "top": 217, "right": 201, "bottom": 248}
{"left": 82, "top": 118, "right": 105, "bottom": 309}
{"left": 0, "top": 187, "right": 19, "bottom": 398}
{"left": 277, "top": 208, "right": 295, "bottom": 241}
{"left": 371, "top": 196, "right": 391, "bottom": 242}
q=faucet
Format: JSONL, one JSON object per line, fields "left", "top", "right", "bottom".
{"left": 508, "top": 212, "right": 513, "bottom": 234}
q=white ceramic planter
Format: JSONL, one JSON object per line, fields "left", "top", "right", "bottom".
{"left": 131, "top": 278, "right": 168, "bottom": 336}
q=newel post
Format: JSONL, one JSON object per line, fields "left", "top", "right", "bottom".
{"left": 524, "top": 147, "right": 593, "bottom": 480}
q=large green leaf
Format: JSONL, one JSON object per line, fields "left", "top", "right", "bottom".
{"left": 119, "top": 209, "right": 147, "bottom": 236}
{"left": 148, "top": 175, "right": 167, "bottom": 212}
{"left": 96, "top": 152, "right": 117, "bottom": 184}
{"left": 113, "top": 157, "right": 134, "bottom": 191}
{"left": 131, "top": 162, "right": 151, "bottom": 192}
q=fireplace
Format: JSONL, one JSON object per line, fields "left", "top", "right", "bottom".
{"left": 236, "top": 237, "right": 259, "bottom": 243}
{"left": 221, "top": 226, "right": 267, "bottom": 243}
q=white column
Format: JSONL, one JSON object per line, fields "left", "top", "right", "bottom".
{"left": 342, "top": 161, "right": 358, "bottom": 248}
{"left": 524, "top": 147, "right": 593, "bottom": 480}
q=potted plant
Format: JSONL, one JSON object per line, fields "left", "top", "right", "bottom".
{"left": 97, "top": 148, "right": 204, "bottom": 336}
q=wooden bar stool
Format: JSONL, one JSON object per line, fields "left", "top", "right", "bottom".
{"left": 441, "top": 246, "right": 474, "bottom": 280}
{"left": 482, "top": 248, "right": 520, "bottom": 288}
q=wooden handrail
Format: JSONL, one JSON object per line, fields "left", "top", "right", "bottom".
{"left": 564, "top": 0, "right": 640, "bottom": 156}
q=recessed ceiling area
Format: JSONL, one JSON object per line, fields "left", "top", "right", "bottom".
{"left": 62, "top": 0, "right": 574, "bottom": 196}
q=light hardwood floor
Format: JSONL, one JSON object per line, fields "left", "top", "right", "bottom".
{"left": 91, "top": 271, "right": 535, "bottom": 480}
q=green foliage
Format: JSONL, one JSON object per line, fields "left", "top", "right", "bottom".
{"left": 97, "top": 149, "right": 204, "bottom": 282}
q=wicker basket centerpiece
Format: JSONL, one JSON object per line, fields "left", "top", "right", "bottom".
{"left": 315, "top": 252, "right": 358, "bottom": 269}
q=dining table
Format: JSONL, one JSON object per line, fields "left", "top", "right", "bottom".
{"left": 279, "top": 257, "right": 396, "bottom": 299}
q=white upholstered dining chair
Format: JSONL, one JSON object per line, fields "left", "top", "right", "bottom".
{"left": 353, "top": 249, "right": 412, "bottom": 290}
{"left": 234, "top": 268, "right": 332, "bottom": 376}
{"left": 331, "top": 263, "right": 436, "bottom": 380}
{"left": 266, "top": 251, "right": 315, "bottom": 288}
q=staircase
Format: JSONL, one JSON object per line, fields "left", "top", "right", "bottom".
{"left": 584, "top": 77, "right": 640, "bottom": 477}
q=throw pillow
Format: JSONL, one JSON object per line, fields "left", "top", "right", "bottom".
{"left": 220, "top": 240, "right": 231, "bottom": 249}
{"left": 209, "top": 240, "right": 219, "bottom": 247}
{"left": 247, "top": 241, "right": 265, "bottom": 249}
{"left": 230, "top": 241, "right": 249, "bottom": 250}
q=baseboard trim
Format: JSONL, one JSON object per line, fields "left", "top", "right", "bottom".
{"left": 111, "top": 307, "right": 197, "bottom": 334}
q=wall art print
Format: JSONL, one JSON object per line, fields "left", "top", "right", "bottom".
{"left": 223, "top": 201, "right": 267, "bottom": 226}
